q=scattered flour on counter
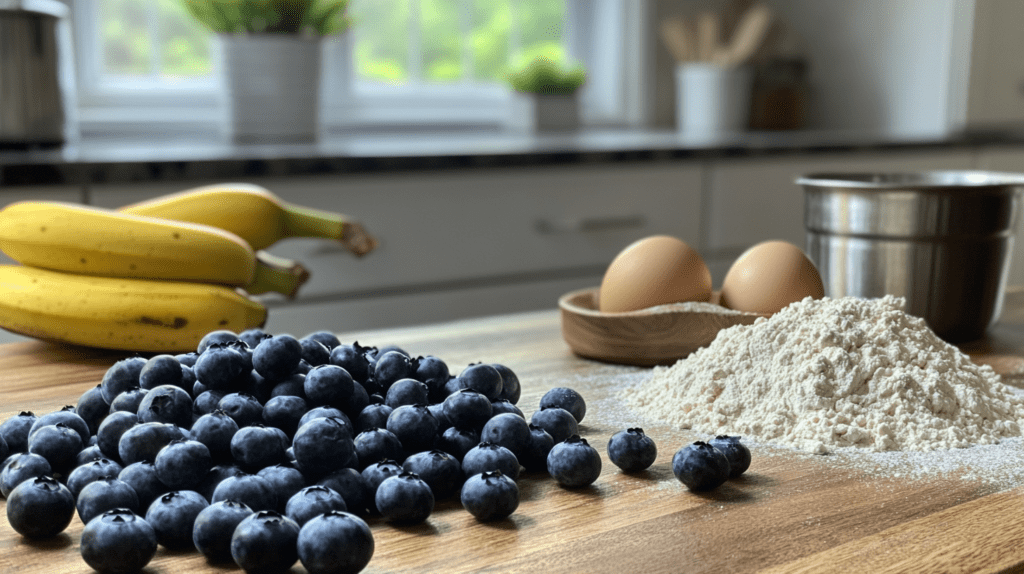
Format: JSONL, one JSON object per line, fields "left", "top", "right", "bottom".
{"left": 625, "top": 295, "right": 1024, "bottom": 454}
{"left": 645, "top": 301, "right": 745, "bottom": 315}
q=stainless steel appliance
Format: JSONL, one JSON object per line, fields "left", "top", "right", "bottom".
{"left": 0, "top": 0, "right": 74, "bottom": 148}
{"left": 801, "top": 171, "right": 1024, "bottom": 343}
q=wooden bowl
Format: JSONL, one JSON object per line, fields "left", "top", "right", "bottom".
{"left": 558, "top": 287, "right": 769, "bottom": 367}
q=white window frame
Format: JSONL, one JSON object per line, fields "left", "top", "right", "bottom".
{"left": 70, "top": 0, "right": 647, "bottom": 137}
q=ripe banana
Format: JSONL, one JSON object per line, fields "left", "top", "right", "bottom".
{"left": 118, "top": 182, "right": 378, "bottom": 255}
{"left": 0, "top": 265, "right": 267, "bottom": 353}
{"left": 0, "top": 201, "right": 299, "bottom": 296}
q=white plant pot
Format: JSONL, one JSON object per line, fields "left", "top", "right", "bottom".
{"left": 533, "top": 93, "right": 580, "bottom": 132}
{"left": 675, "top": 63, "right": 753, "bottom": 137}
{"left": 220, "top": 34, "right": 323, "bottom": 143}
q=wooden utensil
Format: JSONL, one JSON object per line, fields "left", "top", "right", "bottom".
{"left": 696, "top": 11, "right": 721, "bottom": 63}
{"left": 558, "top": 286, "right": 768, "bottom": 367}
{"left": 660, "top": 17, "right": 693, "bottom": 63}
{"left": 724, "top": 2, "right": 773, "bottom": 67}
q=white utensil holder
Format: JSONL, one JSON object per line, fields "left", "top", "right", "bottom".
{"left": 675, "top": 63, "right": 753, "bottom": 136}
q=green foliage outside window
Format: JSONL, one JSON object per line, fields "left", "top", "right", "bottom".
{"left": 98, "top": 0, "right": 565, "bottom": 86}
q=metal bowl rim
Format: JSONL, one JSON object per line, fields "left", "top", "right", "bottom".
{"left": 797, "top": 170, "right": 1024, "bottom": 191}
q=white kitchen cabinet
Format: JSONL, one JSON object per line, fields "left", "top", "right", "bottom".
{"left": 703, "top": 150, "right": 976, "bottom": 283}
{"left": 0, "top": 185, "right": 86, "bottom": 345}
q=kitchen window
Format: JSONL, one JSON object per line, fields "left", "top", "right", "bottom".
{"left": 70, "top": 0, "right": 646, "bottom": 137}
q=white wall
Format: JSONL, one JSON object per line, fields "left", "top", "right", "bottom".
{"left": 769, "top": 0, "right": 964, "bottom": 136}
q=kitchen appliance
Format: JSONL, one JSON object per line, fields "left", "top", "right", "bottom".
{"left": 800, "top": 171, "right": 1024, "bottom": 343}
{"left": 0, "top": 0, "right": 75, "bottom": 148}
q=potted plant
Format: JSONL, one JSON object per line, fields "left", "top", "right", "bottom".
{"left": 182, "top": 0, "right": 352, "bottom": 142}
{"left": 507, "top": 56, "right": 586, "bottom": 132}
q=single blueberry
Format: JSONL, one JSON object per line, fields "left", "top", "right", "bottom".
{"left": 118, "top": 422, "right": 182, "bottom": 465}
{"left": 190, "top": 410, "right": 239, "bottom": 463}
{"left": 193, "top": 389, "right": 228, "bottom": 417}
{"left": 299, "top": 337, "right": 331, "bottom": 367}
{"left": 442, "top": 389, "right": 492, "bottom": 432}
{"left": 480, "top": 412, "right": 532, "bottom": 461}
{"left": 375, "top": 471, "right": 434, "bottom": 524}
{"left": 0, "top": 453, "right": 52, "bottom": 497}
{"left": 460, "top": 470, "right": 520, "bottom": 522}
{"left": 304, "top": 364, "right": 356, "bottom": 408}
{"left": 197, "top": 329, "right": 240, "bottom": 354}
{"left": 436, "top": 427, "right": 480, "bottom": 462}
{"left": 100, "top": 357, "right": 147, "bottom": 404}
{"left": 218, "top": 392, "right": 264, "bottom": 428}
{"left": 261, "top": 395, "right": 309, "bottom": 438}
{"left": 194, "top": 344, "right": 248, "bottom": 391}
{"left": 385, "top": 378, "right": 430, "bottom": 409}
{"left": 522, "top": 424, "right": 555, "bottom": 472}
{"left": 316, "top": 467, "right": 372, "bottom": 517}
{"left": 257, "top": 464, "right": 307, "bottom": 513}
{"left": 6, "top": 475, "right": 75, "bottom": 538}
{"left": 490, "top": 399, "right": 524, "bottom": 418}
{"left": 176, "top": 351, "right": 200, "bottom": 367}
{"left": 109, "top": 387, "right": 148, "bottom": 415}
{"left": 136, "top": 384, "right": 193, "bottom": 429}
{"left": 75, "top": 444, "right": 106, "bottom": 468}
{"left": 607, "top": 428, "right": 658, "bottom": 473}
{"left": 539, "top": 387, "right": 586, "bottom": 423}
{"left": 386, "top": 404, "right": 439, "bottom": 454}
{"left": 708, "top": 435, "right": 752, "bottom": 477}
{"left": 155, "top": 439, "right": 213, "bottom": 490}
{"left": 456, "top": 363, "right": 503, "bottom": 401}
{"left": 211, "top": 471, "right": 277, "bottom": 512}
{"left": 360, "top": 459, "right": 403, "bottom": 514}
{"left": 76, "top": 476, "right": 140, "bottom": 524}
{"left": 0, "top": 411, "right": 38, "bottom": 453}
{"left": 231, "top": 425, "right": 288, "bottom": 472}
{"left": 95, "top": 411, "right": 137, "bottom": 462}
{"left": 195, "top": 463, "right": 241, "bottom": 503}
{"left": 672, "top": 441, "right": 731, "bottom": 491}
{"left": 530, "top": 406, "right": 579, "bottom": 444}
{"left": 292, "top": 416, "right": 356, "bottom": 480}
{"left": 30, "top": 406, "right": 90, "bottom": 446}
{"left": 80, "top": 509, "right": 158, "bottom": 573}
{"left": 145, "top": 489, "right": 209, "bottom": 550}
{"left": 75, "top": 384, "right": 110, "bottom": 436}
{"left": 492, "top": 364, "right": 521, "bottom": 404}
{"left": 27, "top": 423, "right": 84, "bottom": 475}
{"left": 139, "top": 354, "right": 184, "bottom": 390}
{"left": 304, "top": 330, "right": 341, "bottom": 351}
{"left": 238, "top": 328, "right": 271, "bottom": 350}
{"left": 354, "top": 403, "right": 393, "bottom": 434}
{"left": 66, "top": 458, "right": 124, "bottom": 499}
{"left": 253, "top": 334, "right": 303, "bottom": 382}
{"left": 370, "top": 351, "right": 414, "bottom": 393}
{"left": 297, "top": 511, "right": 375, "bottom": 574}
{"left": 118, "top": 461, "right": 168, "bottom": 510}
{"left": 270, "top": 373, "right": 307, "bottom": 400}
{"left": 463, "top": 442, "right": 521, "bottom": 481}
{"left": 192, "top": 500, "right": 254, "bottom": 563}
{"left": 413, "top": 355, "right": 450, "bottom": 403}
{"left": 402, "top": 450, "right": 463, "bottom": 500}
{"left": 547, "top": 435, "right": 602, "bottom": 488}
{"left": 230, "top": 510, "right": 301, "bottom": 573}
{"left": 354, "top": 428, "right": 405, "bottom": 470}
{"left": 329, "top": 342, "right": 372, "bottom": 384}
{"left": 285, "top": 485, "right": 348, "bottom": 525}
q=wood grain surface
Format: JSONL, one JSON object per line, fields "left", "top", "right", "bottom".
{"left": 3, "top": 291, "right": 1024, "bottom": 573}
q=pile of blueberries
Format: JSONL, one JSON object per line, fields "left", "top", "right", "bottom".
{"left": 0, "top": 327, "right": 632, "bottom": 574}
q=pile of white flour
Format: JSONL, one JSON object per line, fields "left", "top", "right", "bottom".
{"left": 626, "top": 295, "right": 1024, "bottom": 454}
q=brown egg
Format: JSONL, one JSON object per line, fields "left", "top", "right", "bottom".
{"left": 599, "top": 235, "right": 712, "bottom": 313}
{"left": 720, "top": 240, "right": 824, "bottom": 314}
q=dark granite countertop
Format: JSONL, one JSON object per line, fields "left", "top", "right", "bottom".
{"left": 1, "top": 127, "right": 1021, "bottom": 187}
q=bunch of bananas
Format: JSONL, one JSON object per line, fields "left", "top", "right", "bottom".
{"left": 0, "top": 183, "right": 377, "bottom": 353}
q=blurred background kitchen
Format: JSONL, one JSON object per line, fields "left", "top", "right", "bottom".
{"left": 1, "top": 0, "right": 1022, "bottom": 342}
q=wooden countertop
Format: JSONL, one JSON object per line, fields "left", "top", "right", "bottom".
{"left": 5, "top": 290, "right": 1024, "bottom": 573}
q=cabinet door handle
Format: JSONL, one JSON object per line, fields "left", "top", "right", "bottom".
{"left": 534, "top": 214, "right": 647, "bottom": 234}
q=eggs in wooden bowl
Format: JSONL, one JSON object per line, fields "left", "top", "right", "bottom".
{"left": 560, "top": 236, "right": 824, "bottom": 366}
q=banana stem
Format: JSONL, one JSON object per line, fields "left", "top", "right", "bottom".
{"left": 246, "top": 253, "right": 311, "bottom": 299}
{"left": 280, "top": 203, "right": 378, "bottom": 257}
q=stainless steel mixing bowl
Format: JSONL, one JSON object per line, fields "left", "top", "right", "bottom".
{"left": 800, "top": 171, "right": 1024, "bottom": 343}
